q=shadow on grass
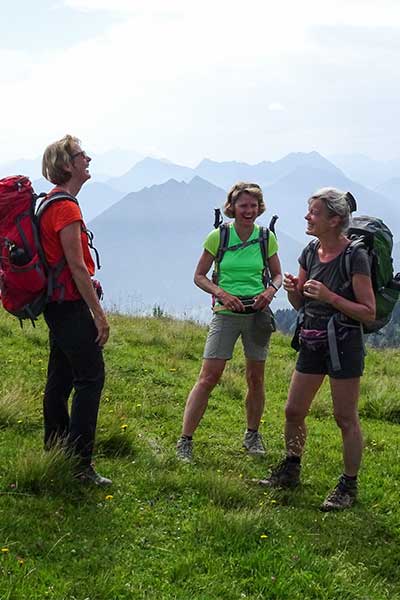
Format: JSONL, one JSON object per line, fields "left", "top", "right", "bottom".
{"left": 96, "top": 431, "right": 138, "bottom": 458}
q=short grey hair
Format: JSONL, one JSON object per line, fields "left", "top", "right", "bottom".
{"left": 309, "top": 187, "right": 351, "bottom": 232}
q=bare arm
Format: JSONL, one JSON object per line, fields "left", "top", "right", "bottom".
{"left": 253, "top": 252, "right": 283, "bottom": 310}
{"left": 193, "top": 249, "right": 245, "bottom": 312}
{"left": 59, "top": 222, "right": 110, "bottom": 346}
{"left": 304, "top": 273, "right": 376, "bottom": 324}
{"left": 283, "top": 267, "right": 307, "bottom": 311}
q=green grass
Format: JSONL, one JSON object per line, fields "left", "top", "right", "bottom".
{"left": 0, "top": 310, "right": 399, "bottom": 599}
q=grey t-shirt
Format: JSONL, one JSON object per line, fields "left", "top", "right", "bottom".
{"left": 299, "top": 242, "right": 371, "bottom": 328}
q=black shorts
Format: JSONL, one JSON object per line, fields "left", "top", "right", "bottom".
{"left": 295, "top": 328, "right": 365, "bottom": 379}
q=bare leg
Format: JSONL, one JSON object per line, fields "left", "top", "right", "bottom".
{"left": 285, "top": 371, "right": 325, "bottom": 456}
{"left": 330, "top": 378, "right": 362, "bottom": 477}
{"left": 181, "top": 359, "right": 226, "bottom": 437}
{"left": 245, "top": 359, "right": 266, "bottom": 430}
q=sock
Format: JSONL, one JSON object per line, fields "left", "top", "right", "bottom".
{"left": 343, "top": 473, "right": 357, "bottom": 482}
{"left": 181, "top": 435, "right": 193, "bottom": 441}
{"left": 247, "top": 428, "right": 258, "bottom": 433}
{"left": 286, "top": 455, "right": 301, "bottom": 464}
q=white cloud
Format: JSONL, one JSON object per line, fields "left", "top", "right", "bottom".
{"left": 268, "top": 103, "right": 285, "bottom": 112}
{"left": 1, "top": 1, "right": 399, "bottom": 163}
{"left": 62, "top": 0, "right": 400, "bottom": 27}
{"left": 0, "top": 50, "right": 34, "bottom": 83}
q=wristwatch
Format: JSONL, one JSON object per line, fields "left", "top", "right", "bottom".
{"left": 269, "top": 282, "right": 280, "bottom": 292}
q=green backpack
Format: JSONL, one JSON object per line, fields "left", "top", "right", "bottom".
{"left": 342, "top": 215, "right": 400, "bottom": 333}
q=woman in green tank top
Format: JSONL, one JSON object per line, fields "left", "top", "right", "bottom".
{"left": 176, "top": 182, "right": 282, "bottom": 462}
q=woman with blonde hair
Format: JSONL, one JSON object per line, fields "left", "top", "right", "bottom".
{"left": 40, "top": 134, "right": 111, "bottom": 486}
{"left": 176, "top": 182, "right": 282, "bottom": 461}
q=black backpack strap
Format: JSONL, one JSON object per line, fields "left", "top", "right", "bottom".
{"left": 83, "top": 226, "right": 101, "bottom": 269}
{"left": 214, "top": 208, "right": 223, "bottom": 229}
{"left": 215, "top": 224, "right": 230, "bottom": 268}
{"left": 303, "top": 239, "right": 319, "bottom": 276}
{"left": 340, "top": 239, "right": 365, "bottom": 278}
{"left": 268, "top": 215, "right": 278, "bottom": 236}
{"left": 259, "top": 226, "right": 271, "bottom": 287}
{"left": 211, "top": 223, "right": 230, "bottom": 292}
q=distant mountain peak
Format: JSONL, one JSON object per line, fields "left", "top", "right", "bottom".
{"left": 189, "top": 175, "right": 226, "bottom": 191}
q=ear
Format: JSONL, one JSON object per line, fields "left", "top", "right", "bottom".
{"left": 63, "top": 162, "right": 73, "bottom": 175}
{"left": 329, "top": 214, "right": 341, "bottom": 229}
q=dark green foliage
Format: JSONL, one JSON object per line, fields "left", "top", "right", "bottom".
{"left": 275, "top": 308, "right": 297, "bottom": 334}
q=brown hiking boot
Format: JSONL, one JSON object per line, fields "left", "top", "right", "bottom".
{"left": 258, "top": 457, "right": 301, "bottom": 489}
{"left": 321, "top": 475, "right": 357, "bottom": 511}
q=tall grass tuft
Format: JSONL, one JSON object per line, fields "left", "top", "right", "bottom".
{"left": 11, "top": 444, "right": 79, "bottom": 495}
{"left": 0, "top": 385, "right": 29, "bottom": 429}
{"left": 199, "top": 471, "right": 251, "bottom": 509}
{"left": 361, "top": 386, "right": 400, "bottom": 423}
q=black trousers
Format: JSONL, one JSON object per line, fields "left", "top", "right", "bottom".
{"left": 43, "top": 300, "right": 105, "bottom": 467}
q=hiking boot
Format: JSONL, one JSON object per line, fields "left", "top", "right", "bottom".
{"left": 176, "top": 436, "right": 193, "bottom": 462}
{"left": 243, "top": 430, "right": 266, "bottom": 455}
{"left": 321, "top": 475, "right": 357, "bottom": 512}
{"left": 258, "top": 457, "right": 301, "bottom": 489}
{"left": 76, "top": 465, "right": 112, "bottom": 487}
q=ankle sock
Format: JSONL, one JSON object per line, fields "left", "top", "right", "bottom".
{"left": 247, "top": 428, "right": 258, "bottom": 434}
{"left": 286, "top": 455, "right": 301, "bottom": 464}
{"left": 343, "top": 473, "right": 357, "bottom": 482}
{"left": 181, "top": 435, "right": 193, "bottom": 441}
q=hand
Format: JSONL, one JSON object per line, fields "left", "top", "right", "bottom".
{"left": 283, "top": 272, "right": 299, "bottom": 293}
{"left": 303, "top": 279, "right": 333, "bottom": 303}
{"left": 253, "top": 289, "right": 274, "bottom": 310}
{"left": 217, "top": 290, "right": 245, "bottom": 312}
{"left": 94, "top": 313, "right": 110, "bottom": 347}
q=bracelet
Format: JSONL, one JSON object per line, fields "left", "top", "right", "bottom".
{"left": 269, "top": 282, "right": 280, "bottom": 292}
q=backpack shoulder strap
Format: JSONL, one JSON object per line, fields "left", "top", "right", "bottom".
{"left": 36, "top": 192, "right": 79, "bottom": 221}
{"left": 303, "top": 239, "right": 319, "bottom": 276}
{"left": 340, "top": 239, "right": 365, "bottom": 282}
{"left": 259, "top": 226, "right": 271, "bottom": 286}
{"left": 259, "top": 226, "right": 270, "bottom": 268}
{"left": 214, "top": 223, "right": 230, "bottom": 268}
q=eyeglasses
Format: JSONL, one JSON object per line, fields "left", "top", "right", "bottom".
{"left": 70, "top": 150, "right": 89, "bottom": 160}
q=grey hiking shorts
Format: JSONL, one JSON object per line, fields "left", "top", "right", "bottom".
{"left": 203, "top": 312, "right": 273, "bottom": 361}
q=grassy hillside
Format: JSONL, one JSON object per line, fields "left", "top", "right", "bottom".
{"left": 0, "top": 310, "right": 399, "bottom": 600}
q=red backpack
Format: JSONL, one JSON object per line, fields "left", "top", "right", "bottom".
{"left": 0, "top": 175, "right": 80, "bottom": 324}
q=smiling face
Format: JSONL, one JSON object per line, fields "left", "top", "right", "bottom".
{"left": 233, "top": 192, "right": 260, "bottom": 226}
{"left": 305, "top": 198, "right": 341, "bottom": 237}
{"left": 68, "top": 143, "right": 92, "bottom": 185}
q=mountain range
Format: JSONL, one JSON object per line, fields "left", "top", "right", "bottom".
{"left": 1, "top": 149, "right": 399, "bottom": 317}
{"left": 89, "top": 176, "right": 303, "bottom": 316}
{"left": 328, "top": 154, "right": 400, "bottom": 189}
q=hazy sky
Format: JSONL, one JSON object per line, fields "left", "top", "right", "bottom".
{"left": 1, "top": 0, "right": 400, "bottom": 165}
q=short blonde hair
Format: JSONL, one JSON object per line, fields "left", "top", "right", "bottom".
{"left": 42, "top": 134, "right": 81, "bottom": 185}
{"left": 223, "top": 182, "right": 266, "bottom": 218}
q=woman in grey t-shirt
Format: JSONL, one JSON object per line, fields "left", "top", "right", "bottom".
{"left": 259, "top": 187, "right": 375, "bottom": 511}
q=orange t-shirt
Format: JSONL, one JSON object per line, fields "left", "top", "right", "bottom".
{"left": 39, "top": 188, "right": 95, "bottom": 301}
